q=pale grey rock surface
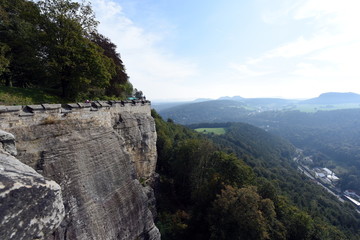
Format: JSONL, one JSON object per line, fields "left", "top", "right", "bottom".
{"left": 0, "top": 150, "right": 65, "bottom": 240}
{"left": 0, "top": 129, "right": 17, "bottom": 156}
{"left": 4, "top": 110, "right": 160, "bottom": 240}
{"left": 113, "top": 112, "right": 157, "bottom": 180}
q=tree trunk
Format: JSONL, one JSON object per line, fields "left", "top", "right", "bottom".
{"left": 5, "top": 78, "right": 12, "bottom": 87}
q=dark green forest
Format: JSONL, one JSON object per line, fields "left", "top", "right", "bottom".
{"left": 160, "top": 100, "right": 360, "bottom": 195}
{"left": 0, "top": 0, "right": 132, "bottom": 101}
{"left": 153, "top": 111, "right": 360, "bottom": 240}
{"left": 242, "top": 109, "right": 360, "bottom": 193}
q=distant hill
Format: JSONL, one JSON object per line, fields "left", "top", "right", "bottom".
{"left": 152, "top": 98, "right": 212, "bottom": 112}
{"left": 157, "top": 92, "right": 360, "bottom": 124}
{"left": 194, "top": 98, "right": 212, "bottom": 102}
{"left": 217, "top": 96, "right": 244, "bottom": 101}
{"left": 243, "top": 98, "right": 298, "bottom": 107}
{"left": 216, "top": 95, "right": 298, "bottom": 105}
{"left": 159, "top": 100, "right": 249, "bottom": 124}
{"left": 301, "top": 92, "right": 360, "bottom": 104}
{"left": 158, "top": 97, "right": 297, "bottom": 125}
{"left": 151, "top": 101, "right": 191, "bottom": 112}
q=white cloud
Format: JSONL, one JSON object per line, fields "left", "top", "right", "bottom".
{"left": 229, "top": 63, "right": 272, "bottom": 77}
{"left": 230, "top": 0, "right": 360, "bottom": 98}
{"left": 266, "top": 35, "right": 333, "bottom": 59}
{"left": 90, "top": 0, "right": 198, "bottom": 99}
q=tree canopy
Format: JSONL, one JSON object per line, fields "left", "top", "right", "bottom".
{"left": 153, "top": 111, "right": 360, "bottom": 240}
{"left": 0, "top": 0, "right": 132, "bottom": 101}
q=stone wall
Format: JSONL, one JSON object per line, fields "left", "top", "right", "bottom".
{"left": 0, "top": 100, "right": 151, "bottom": 129}
{"left": 0, "top": 100, "right": 160, "bottom": 240}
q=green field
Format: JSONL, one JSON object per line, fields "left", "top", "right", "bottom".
{"left": 195, "top": 128, "right": 226, "bottom": 135}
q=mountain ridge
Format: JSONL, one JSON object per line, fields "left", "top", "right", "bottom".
{"left": 155, "top": 92, "right": 360, "bottom": 124}
{"left": 301, "top": 92, "right": 360, "bottom": 104}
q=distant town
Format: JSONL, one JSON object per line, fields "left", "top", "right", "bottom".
{"left": 294, "top": 149, "right": 360, "bottom": 213}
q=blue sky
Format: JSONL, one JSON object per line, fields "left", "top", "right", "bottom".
{"left": 90, "top": 0, "right": 360, "bottom": 101}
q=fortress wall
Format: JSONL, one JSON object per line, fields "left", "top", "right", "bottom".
{"left": 0, "top": 100, "right": 152, "bottom": 130}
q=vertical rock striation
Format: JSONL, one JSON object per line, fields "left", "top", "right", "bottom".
{"left": 113, "top": 112, "right": 157, "bottom": 180}
{"left": 1, "top": 105, "right": 160, "bottom": 240}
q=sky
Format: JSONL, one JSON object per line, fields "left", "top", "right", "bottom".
{"left": 88, "top": 0, "right": 360, "bottom": 101}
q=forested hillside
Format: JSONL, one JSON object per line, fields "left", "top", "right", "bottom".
{"left": 153, "top": 111, "right": 360, "bottom": 240}
{"left": 0, "top": 0, "right": 132, "bottom": 101}
{"left": 244, "top": 109, "right": 360, "bottom": 193}
{"left": 161, "top": 100, "right": 360, "bottom": 195}
{"left": 158, "top": 100, "right": 249, "bottom": 124}
{"left": 157, "top": 93, "right": 360, "bottom": 125}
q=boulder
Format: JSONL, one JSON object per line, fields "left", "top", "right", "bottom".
{"left": 0, "top": 130, "right": 17, "bottom": 156}
{"left": 0, "top": 151, "right": 65, "bottom": 240}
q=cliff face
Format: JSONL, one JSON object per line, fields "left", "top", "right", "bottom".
{"left": 0, "top": 102, "right": 160, "bottom": 240}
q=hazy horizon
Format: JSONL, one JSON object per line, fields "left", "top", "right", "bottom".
{"left": 86, "top": 0, "right": 360, "bottom": 101}
{"left": 152, "top": 91, "right": 360, "bottom": 103}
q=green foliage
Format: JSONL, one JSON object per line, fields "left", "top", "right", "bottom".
{"left": 0, "top": 0, "right": 45, "bottom": 87}
{"left": 0, "top": 0, "right": 132, "bottom": 101}
{"left": 157, "top": 210, "right": 190, "bottom": 239}
{"left": 153, "top": 112, "right": 360, "bottom": 240}
{"left": 37, "top": 0, "right": 114, "bottom": 99}
{"left": 159, "top": 100, "right": 360, "bottom": 197}
{"left": 231, "top": 109, "right": 360, "bottom": 194}
{"left": 211, "top": 122, "right": 360, "bottom": 239}
{"left": 154, "top": 111, "right": 258, "bottom": 239}
{"left": 37, "top": 0, "right": 98, "bottom": 35}
{"left": 91, "top": 33, "right": 132, "bottom": 98}
{"left": 159, "top": 100, "right": 249, "bottom": 125}
{"left": 0, "top": 43, "right": 9, "bottom": 77}
{"left": 209, "top": 185, "right": 275, "bottom": 240}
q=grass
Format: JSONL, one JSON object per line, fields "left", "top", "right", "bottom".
{"left": 0, "top": 86, "right": 66, "bottom": 105}
{"left": 195, "top": 128, "right": 226, "bottom": 135}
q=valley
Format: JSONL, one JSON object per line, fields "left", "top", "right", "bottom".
{"left": 156, "top": 93, "right": 360, "bottom": 238}
{"left": 154, "top": 115, "right": 360, "bottom": 239}
{"left": 294, "top": 151, "right": 360, "bottom": 213}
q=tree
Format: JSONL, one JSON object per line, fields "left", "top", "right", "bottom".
{"left": 0, "top": 0, "right": 133, "bottom": 100}
{"left": 287, "top": 210, "right": 314, "bottom": 240}
{"left": 171, "top": 138, "right": 216, "bottom": 203}
{"left": 190, "top": 151, "right": 255, "bottom": 206}
{"left": 37, "top": 0, "right": 98, "bottom": 36}
{"left": 209, "top": 185, "right": 274, "bottom": 240}
{"left": 37, "top": 0, "right": 115, "bottom": 99}
{"left": 0, "top": 43, "right": 9, "bottom": 78}
{"left": 91, "top": 33, "right": 132, "bottom": 98}
{"left": 0, "top": 0, "right": 44, "bottom": 87}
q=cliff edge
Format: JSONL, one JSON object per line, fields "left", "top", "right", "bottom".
{"left": 0, "top": 101, "right": 160, "bottom": 240}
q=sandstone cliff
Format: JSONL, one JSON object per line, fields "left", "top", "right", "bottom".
{"left": 0, "top": 101, "right": 160, "bottom": 240}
